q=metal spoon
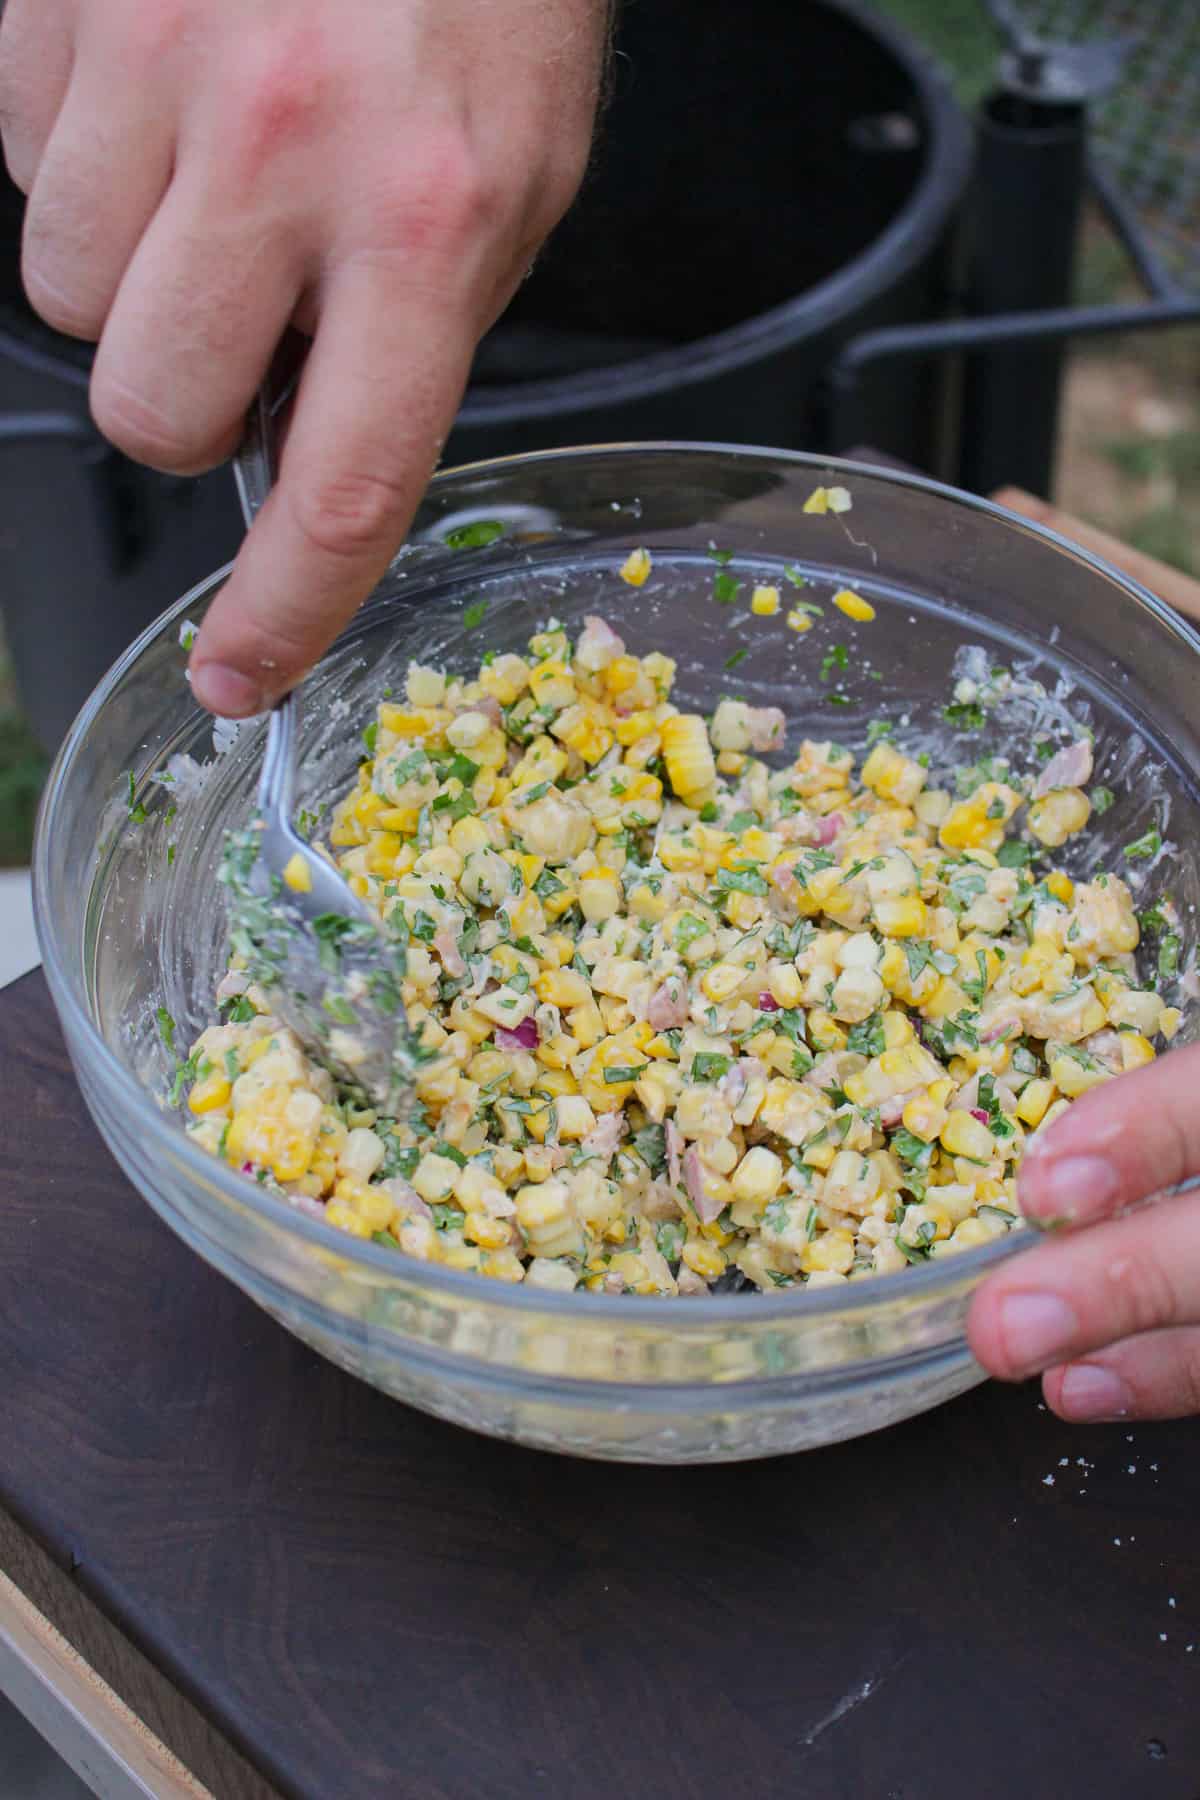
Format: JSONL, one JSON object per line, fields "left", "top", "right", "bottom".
{"left": 225, "top": 372, "right": 410, "bottom": 1108}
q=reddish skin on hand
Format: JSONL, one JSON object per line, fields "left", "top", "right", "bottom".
{"left": 969, "top": 1041, "right": 1200, "bottom": 1422}
{"left": 0, "top": 0, "right": 611, "bottom": 715}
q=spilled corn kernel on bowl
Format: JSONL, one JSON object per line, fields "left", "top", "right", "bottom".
{"left": 35, "top": 447, "right": 1200, "bottom": 1462}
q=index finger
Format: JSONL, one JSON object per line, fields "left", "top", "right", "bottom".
{"left": 188, "top": 262, "right": 474, "bottom": 716}
{"left": 1017, "top": 1041, "right": 1200, "bottom": 1231}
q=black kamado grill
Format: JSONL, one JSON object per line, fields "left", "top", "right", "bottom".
{"left": 1, "top": 0, "right": 973, "bottom": 749}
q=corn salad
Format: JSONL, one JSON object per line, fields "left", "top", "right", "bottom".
{"left": 183, "top": 616, "right": 1179, "bottom": 1296}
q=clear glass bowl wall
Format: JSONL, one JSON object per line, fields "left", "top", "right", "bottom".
{"left": 35, "top": 447, "right": 1200, "bottom": 1462}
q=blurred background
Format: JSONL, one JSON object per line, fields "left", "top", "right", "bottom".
{"left": 0, "top": 0, "right": 1197, "bottom": 889}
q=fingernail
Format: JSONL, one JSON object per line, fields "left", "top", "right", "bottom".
{"left": 1057, "top": 1363, "right": 1131, "bottom": 1421}
{"left": 190, "top": 661, "right": 263, "bottom": 718}
{"left": 997, "top": 1292, "right": 1078, "bottom": 1375}
{"left": 1023, "top": 1154, "right": 1118, "bottom": 1224}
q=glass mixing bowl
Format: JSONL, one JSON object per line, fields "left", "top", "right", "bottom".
{"left": 34, "top": 447, "right": 1200, "bottom": 1462}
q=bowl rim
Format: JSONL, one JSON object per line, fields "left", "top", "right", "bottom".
{"left": 34, "top": 442, "right": 1200, "bottom": 1327}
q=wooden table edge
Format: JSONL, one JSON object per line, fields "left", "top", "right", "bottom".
{"left": 0, "top": 1507, "right": 280, "bottom": 1800}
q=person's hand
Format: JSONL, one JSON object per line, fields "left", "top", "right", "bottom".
{"left": 969, "top": 1042, "right": 1200, "bottom": 1420}
{"left": 0, "top": 0, "right": 610, "bottom": 715}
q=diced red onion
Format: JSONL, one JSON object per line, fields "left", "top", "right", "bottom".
{"left": 970, "top": 1108, "right": 989, "bottom": 1126}
{"left": 496, "top": 1017, "right": 540, "bottom": 1051}
{"left": 758, "top": 992, "right": 780, "bottom": 1013}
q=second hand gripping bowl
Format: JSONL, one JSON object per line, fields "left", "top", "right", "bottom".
{"left": 34, "top": 446, "right": 1200, "bottom": 1463}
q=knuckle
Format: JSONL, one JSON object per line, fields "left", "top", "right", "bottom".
{"left": 225, "top": 29, "right": 335, "bottom": 179}
{"left": 289, "top": 468, "right": 407, "bottom": 562}
{"left": 371, "top": 136, "right": 500, "bottom": 258}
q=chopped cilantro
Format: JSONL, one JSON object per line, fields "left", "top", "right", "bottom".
{"left": 1091, "top": 786, "right": 1114, "bottom": 815}
{"left": 1124, "top": 827, "right": 1162, "bottom": 860}
{"left": 634, "top": 1123, "right": 667, "bottom": 1174}
{"left": 691, "top": 1052, "right": 732, "bottom": 1082}
{"left": 866, "top": 718, "right": 895, "bottom": 745}
{"left": 445, "top": 519, "right": 504, "bottom": 549}
{"left": 846, "top": 1012, "right": 885, "bottom": 1057}
{"left": 462, "top": 597, "right": 488, "bottom": 630}
{"left": 1158, "top": 935, "right": 1180, "bottom": 982}
{"left": 820, "top": 644, "right": 849, "bottom": 682}
{"left": 942, "top": 700, "right": 985, "bottom": 730}
{"left": 604, "top": 1064, "right": 647, "bottom": 1084}
{"left": 656, "top": 1220, "right": 685, "bottom": 1263}
{"left": 724, "top": 647, "right": 748, "bottom": 671}
{"left": 713, "top": 571, "right": 742, "bottom": 605}
{"left": 362, "top": 721, "right": 378, "bottom": 756}
{"left": 155, "top": 1007, "right": 176, "bottom": 1052}
{"left": 715, "top": 867, "right": 768, "bottom": 897}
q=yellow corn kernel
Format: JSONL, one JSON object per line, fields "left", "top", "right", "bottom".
{"left": 1028, "top": 787, "right": 1091, "bottom": 848}
{"left": 628, "top": 881, "right": 671, "bottom": 923}
{"left": 1045, "top": 870, "right": 1075, "bottom": 904}
{"left": 832, "top": 587, "right": 875, "bottom": 622}
{"left": 325, "top": 1200, "right": 373, "bottom": 1240}
{"left": 1120, "top": 1033, "right": 1156, "bottom": 1071}
{"left": 567, "top": 1000, "right": 605, "bottom": 1049}
{"left": 700, "top": 962, "right": 744, "bottom": 1003}
{"left": 800, "top": 1229, "right": 855, "bottom": 1274}
{"left": 940, "top": 1109, "right": 994, "bottom": 1161}
{"left": 1160, "top": 1008, "right": 1183, "bottom": 1040}
{"left": 808, "top": 1008, "right": 847, "bottom": 1053}
{"left": 730, "top": 1146, "right": 784, "bottom": 1206}
{"left": 681, "top": 1239, "right": 726, "bottom": 1281}
{"left": 378, "top": 705, "right": 448, "bottom": 744}
{"left": 188, "top": 1071, "right": 231, "bottom": 1115}
{"left": 716, "top": 749, "right": 747, "bottom": 776}
{"left": 527, "top": 660, "right": 576, "bottom": 711}
{"left": 578, "top": 868, "right": 622, "bottom": 923}
{"left": 661, "top": 713, "right": 716, "bottom": 804}
{"left": 946, "top": 1217, "right": 994, "bottom": 1251}
{"left": 878, "top": 1010, "right": 912, "bottom": 1051}
{"left": 723, "top": 891, "right": 763, "bottom": 930}
{"left": 464, "top": 1211, "right": 514, "bottom": 1250}
{"left": 620, "top": 546, "right": 652, "bottom": 587}
{"left": 802, "top": 485, "right": 830, "bottom": 514}
{"left": 751, "top": 584, "right": 781, "bottom": 616}
{"left": 879, "top": 1043, "right": 928, "bottom": 1086}
{"left": 478, "top": 653, "right": 530, "bottom": 706}
{"left": 448, "top": 815, "right": 491, "bottom": 856}
{"left": 1015, "top": 1078, "right": 1054, "bottom": 1126}
{"left": 766, "top": 964, "right": 803, "bottom": 1009}
{"left": 874, "top": 893, "right": 928, "bottom": 938}
{"left": 346, "top": 1185, "right": 397, "bottom": 1232}
{"left": 536, "top": 967, "right": 591, "bottom": 1008}
{"left": 901, "top": 1093, "right": 947, "bottom": 1142}
{"left": 515, "top": 1181, "right": 569, "bottom": 1232}
{"left": 281, "top": 851, "right": 313, "bottom": 894}
{"left": 1049, "top": 1053, "right": 1110, "bottom": 1098}
{"left": 939, "top": 799, "right": 999, "bottom": 854}
{"left": 785, "top": 608, "right": 814, "bottom": 633}
{"left": 552, "top": 703, "right": 614, "bottom": 766}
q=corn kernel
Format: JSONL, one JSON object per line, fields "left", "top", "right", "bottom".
{"left": 751, "top": 584, "right": 781, "bottom": 616}
{"left": 1014, "top": 1078, "right": 1053, "bottom": 1126}
{"left": 786, "top": 609, "right": 814, "bottom": 634}
{"left": 681, "top": 1239, "right": 725, "bottom": 1280}
{"left": 1028, "top": 787, "right": 1091, "bottom": 848}
{"left": 620, "top": 547, "right": 652, "bottom": 587}
{"left": 800, "top": 1229, "right": 855, "bottom": 1274}
{"left": 832, "top": 587, "right": 875, "bottom": 622}
{"left": 940, "top": 1109, "right": 995, "bottom": 1161}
